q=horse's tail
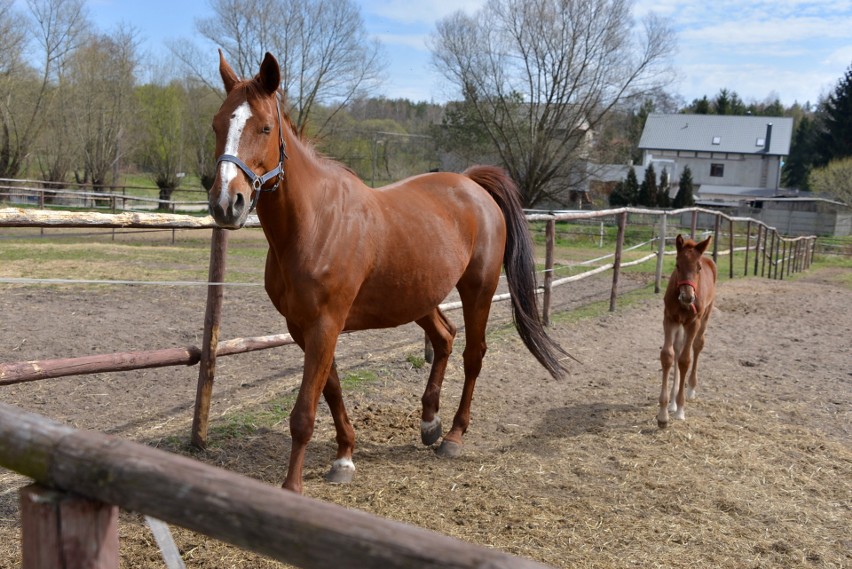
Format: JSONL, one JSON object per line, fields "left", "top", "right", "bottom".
{"left": 463, "top": 165, "right": 575, "bottom": 379}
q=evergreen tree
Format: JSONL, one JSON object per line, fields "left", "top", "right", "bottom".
{"left": 638, "top": 163, "right": 657, "bottom": 207}
{"left": 608, "top": 181, "right": 629, "bottom": 206}
{"left": 815, "top": 62, "right": 852, "bottom": 166}
{"left": 624, "top": 167, "right": 640, "bottom": 205}
{"left": 672, "top": 165, "right": 695, "bottom": 208}
{"left": 658, "top": 167, "right": 671, "bottom": 207}
{"left": 782, "top": 116, "right": 818, "bottom": 189}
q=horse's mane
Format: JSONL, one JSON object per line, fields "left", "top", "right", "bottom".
{"left": 242, "top": 79, "right": 356, "bottom": 177}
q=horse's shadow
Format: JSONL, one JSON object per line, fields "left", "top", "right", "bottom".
{"left": 506, "top": 401, "right": 654, "bottom": 458}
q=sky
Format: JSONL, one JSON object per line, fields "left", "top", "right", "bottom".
{"left": 75, "top": 0, "right": 852, "bottom": 108}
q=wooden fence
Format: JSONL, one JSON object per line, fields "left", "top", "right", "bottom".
{"left": 0, "top": 205, "right": 816, "bottom": 568}
{"left": 0, "top": 177, "right": 208, "bottom": 213}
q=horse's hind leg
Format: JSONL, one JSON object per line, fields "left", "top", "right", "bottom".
{"left": 416, "top": 309, "right": 457, "bottom": 446}
{"left": 436, "top": 286, "right": 492, "bottom": 458}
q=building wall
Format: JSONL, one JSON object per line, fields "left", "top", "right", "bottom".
{"left": 643, "top": 150, "right": 783, "bottom": 189}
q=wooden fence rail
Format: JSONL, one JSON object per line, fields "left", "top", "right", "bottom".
{"left": 0, "top": 205, "right": 816, "bottom": 567}
{"left": 0, "top": 401, "right": 550, "bottom": 569}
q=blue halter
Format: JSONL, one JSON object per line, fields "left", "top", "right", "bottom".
{"left": 216, "top": 93, "right": 288, "bottom": 212}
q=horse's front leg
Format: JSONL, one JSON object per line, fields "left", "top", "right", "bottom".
{"left": 658, "top": 319, "right": 677, "bottom": 428}
{"left": 283, "top": 323, "right": 339, "bottom": 494}
{"left": 673, "top": 323, "right": 699, "bottom": 422}
{"left": 322, "top": 359, "right": 356, "bottom": 484}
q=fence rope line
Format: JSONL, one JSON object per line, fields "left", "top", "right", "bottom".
{"left": 0, "top": 277, "right": 262, "bottom": 287}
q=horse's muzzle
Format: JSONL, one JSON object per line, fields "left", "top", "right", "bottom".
{"left": 209, "top": 191, "right": 248, "bottom": 229}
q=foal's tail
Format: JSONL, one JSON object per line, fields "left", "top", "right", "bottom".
{"left": 463, "top": 165, "right": 575, "bottom": 379}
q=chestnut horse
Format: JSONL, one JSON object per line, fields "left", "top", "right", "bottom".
{"left": 658, "top": 234, "right": 717, "bottom": 428}
{"left": 208, "top": 51, "right": 571, "bottom": 493}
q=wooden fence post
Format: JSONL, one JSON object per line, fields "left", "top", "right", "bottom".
{"left": 654, "top": 214, "right": 667, "bottom": 293}
{"left": 21, "top": 484, "right": 119, "bottom": 569}
{"left": 609, "top": 211, "right": 627, "bottom": 312}
{"left": 728, "top": 218, "right": 734, "bottom": 280}
{"left": 542, "top": 219, "right": 555, "bottom": 325}
{"left": 712, "top": 214, "right": 720, "bottom": 264}
{"left": 753, "top": 224, "right": 762, "bottom": 276}
{"left": 779, "top": 240, "right": 787, "bottom": 280}
{"left": 767, "top": 230, "right": 776, "bottom": 278}
{"left": 744, "top": 220, "right": 751, "bottom": 276}
{"left": 192, "top": 227, "right": 229, "bottom": 449}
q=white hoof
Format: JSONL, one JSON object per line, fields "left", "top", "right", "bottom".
{"left": 674, "top": 408, "right": 685, "bottom": 421}
{"left": 686, "top": 387, "right": 697, "bottom": 400}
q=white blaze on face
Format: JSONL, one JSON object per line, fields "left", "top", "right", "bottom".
{"left": 217, "top": 101, "right": 253, "bottom": 209}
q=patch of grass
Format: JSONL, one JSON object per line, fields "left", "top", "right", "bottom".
{"left": 341, "top": 369, "right": 378, "bottom": 388}
{"left": 208, "top": 393, "right": 296, "bottom": 445}
{"left": 406, "top": 354, "right": 426, "bottom": 370}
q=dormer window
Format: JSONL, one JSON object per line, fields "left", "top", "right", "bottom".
{"left": 712, "top": 136, "right": 721, "bottom": 145}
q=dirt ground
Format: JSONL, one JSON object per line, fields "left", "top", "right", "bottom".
{"left": 0, "top": 265, "right": 849, "bottom": 568}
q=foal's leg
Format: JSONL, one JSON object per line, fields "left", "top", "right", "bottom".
{"left": 436, "top": 288, "right": 491, "bottom": 458}
{"left": 673, "top": 323, "right": 699, "bottom": 422}
{"left": 668, "top": 326, "right": 685, "bottom": 413}
{"left": 416, "top": 309, "right": 457, "bottom": 446}
{"left": 686, "top": 304, "right": 713, "bottom": 401}
{"left": 658, "top": 319, "right": 677, "bottom": 428}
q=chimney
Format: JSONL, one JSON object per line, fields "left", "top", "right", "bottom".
{"left": 764, "top": 123, "right": 773, "bottom": 153}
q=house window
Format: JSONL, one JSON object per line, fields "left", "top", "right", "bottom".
{"left": 710, "top": 163, "right": 724, "bottom": 177}
{"left": 712, "top": 136, "right": 721, "bottom": 145}
{"left": 756, "top": 137, "right": 765, "bottom": 147}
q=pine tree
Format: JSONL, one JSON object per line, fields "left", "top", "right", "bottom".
{"left": 782, "top": 116, "right": 818, "bottom": 189}
{"left": 638, "top": 163, "right": 657, "bottom": 207}
{"left": 624, "top": 167, "right": 640, "bottom": 205}
{"left": 816, "top": 62, "right": 852, "bottom": 166}
{"left": 658, "top": 167, "right": 671, "bottom": 207}
{"left": 672, "top": 165, "right": 695, "bottom": 208}
{"left": 608, "top": 181, "right": 629, "bottom": 206}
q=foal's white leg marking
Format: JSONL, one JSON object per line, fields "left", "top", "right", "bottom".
{"left": 421, "top": 418, "right": 440, "bottom": 432}
{"left": 217, "top": 101, "right": 253, "bottom": 208}
{"left": 686, "top": 386, "right": 697, "bottom": 400}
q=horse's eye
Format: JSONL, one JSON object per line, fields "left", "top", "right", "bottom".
{"left": 262, "top": 125, "right": 272, "bottom": 134}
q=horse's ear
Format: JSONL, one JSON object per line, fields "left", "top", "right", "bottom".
{"left": 696, "top": 236, "right": 712, "bottom": 255}
{"left": 675, "top": 234, "right": 685, "bottom": 252}
{"left": 258, "top": 52, "right": 281, "bottom": 95}
{"left": 219, "top": 49, "right": 239, "bottom": 93}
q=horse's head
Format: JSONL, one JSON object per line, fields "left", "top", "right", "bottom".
{"left": 673, "top": 234, "right": 711, "bottom": 309}
{"left": 209, "top": 50, "right": 286, "bottom": 229}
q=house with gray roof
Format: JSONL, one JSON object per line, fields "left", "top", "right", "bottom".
{"left": 638, "top": 114, "right": 794, "bottom": 203}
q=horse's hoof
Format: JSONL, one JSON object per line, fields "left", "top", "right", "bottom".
{"left": 435, "top": 439, "right": 462, "bottom": 458}
{"left": 324, "top": 459, "right": 355, "bottom": 484}
{"left": 657, "top": 419, "right": 668, "bottom": 429}
{"left": 421, "top": 417, "right": 442, "bottom": 446}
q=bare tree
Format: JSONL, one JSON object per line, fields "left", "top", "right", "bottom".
{"left": 67, "top": 27, "right": 139, "bottom": 192}
{"left": 430, "top": 0, "right": 676, "bottom": 207}
{"left": 192, "top": 0, "right": 385, "bottom": 133}
{"left": 0, "top": 0, "right": 87, "bottom": 178}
